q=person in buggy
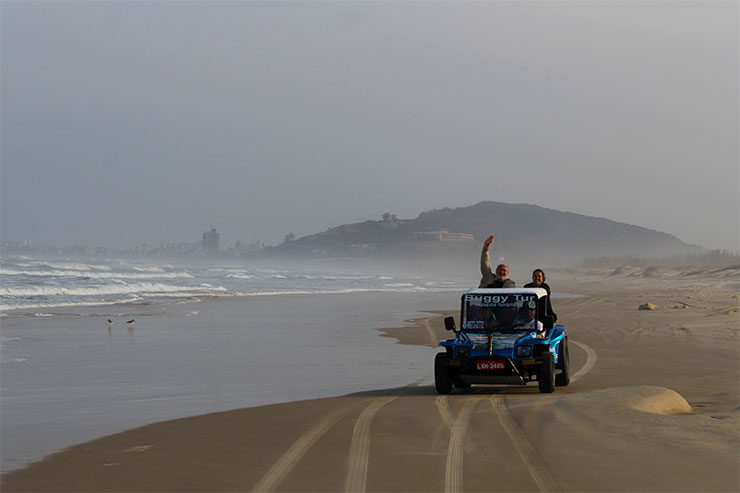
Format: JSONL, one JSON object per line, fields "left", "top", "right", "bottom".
{"left": 479, "top": 235, "right": 515, "bottom": 288}
{"left": 524, "top": 268, "right": 558, "bottom": 322}
{"left": 479, "top": 306, "right": 498, "bottom": 330}
{"left": 513, "top": 300, "right": 545, "bottom": 337}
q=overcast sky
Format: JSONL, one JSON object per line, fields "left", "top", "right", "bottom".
{"left": 2, "top": 1, "right": 738, "bottom": 251}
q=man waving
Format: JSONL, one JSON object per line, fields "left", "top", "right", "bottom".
{"left": 478, "top": 235, "right": 515, "bottom": 288}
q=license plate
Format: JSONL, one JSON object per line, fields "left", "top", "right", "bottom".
{"left": 476, "top": 359, "right": 506, "bottom": 371}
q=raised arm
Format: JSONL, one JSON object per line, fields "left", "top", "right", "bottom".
{"left": 480, "top": 235, "right": 494, "bottom": 276}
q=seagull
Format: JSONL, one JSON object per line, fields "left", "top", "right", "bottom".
{"left": 107, "top": 319, "right": 114, "bottom": 326}
{"left": 126, "top": 319, "right": 135, "bottom": 324}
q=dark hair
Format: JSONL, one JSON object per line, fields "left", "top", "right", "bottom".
{"left": 532, "top": 268, "right": 546, "bottom": 281}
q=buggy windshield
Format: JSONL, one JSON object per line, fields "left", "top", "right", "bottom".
{"left": 462, "top": 293, "right": 539, "bottom": 332}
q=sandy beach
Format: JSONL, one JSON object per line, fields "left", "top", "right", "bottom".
{"left": 2, "top": 267, "right": 738, "bottom": 492}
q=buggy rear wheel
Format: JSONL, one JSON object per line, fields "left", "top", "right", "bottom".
{"left": 434, "top": 353, "right": 453, "bottom": 394}
{"left": 538, "top": 352, "right": 555, "bottom": 393}
{"left": 555, "top": 338, "right": 571, "bottom": 387}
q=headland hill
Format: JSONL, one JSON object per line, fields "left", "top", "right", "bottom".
{"left": 4, "top": 201, "right": 735, "bottom": 271}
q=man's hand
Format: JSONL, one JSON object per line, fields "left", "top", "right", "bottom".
{"left": 483, "top": 235, "right": 494, "bottom": 251}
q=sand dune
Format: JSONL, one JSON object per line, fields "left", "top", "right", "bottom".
{"left": 553, "top": 385, "right": 693, "bottom": 415}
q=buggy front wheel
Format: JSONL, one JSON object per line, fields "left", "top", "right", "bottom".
{"left": 434, "top": 353, "right": 453, "bottom": 394}
{"left": 555, "top": 339, "right": 571, "bottom": 387}
{"left": 538, "top": 352, "right": 555, "bottom": 393}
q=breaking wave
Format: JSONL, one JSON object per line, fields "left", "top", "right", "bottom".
{"left": 0, "top": 268, "right": 193, "bottom": 280}
{"left": 0, "top": 282, "right": 225, "bottom": 297}
{"left": 1, "top": 254, "right": 470, "bottom": 313}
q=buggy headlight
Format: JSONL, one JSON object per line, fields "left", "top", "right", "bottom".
{"left": 515, "top": 346, "right": 532, "bottom": 358}
{"left": 454, "top": 346, "right": 470, "bottom": 359}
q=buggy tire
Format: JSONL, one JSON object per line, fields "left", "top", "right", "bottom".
{"left": 555, "top": 338, "right": 571, "bottom": 387}
{"left": 434, "top": 353, "right": 453, "bottom": 394}
{"left": 538, "top": 352, "right": 556, "bottom": 393}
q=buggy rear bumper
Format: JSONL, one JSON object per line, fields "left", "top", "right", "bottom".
{"left": 460, "top": 375, "right": 527, "bottom": 385}
{"left": 444, "top": 355, "right": 549, "bottom": 384}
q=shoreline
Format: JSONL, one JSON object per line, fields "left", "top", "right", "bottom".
{"left": 0, "top": 290, "right": 459, "bottom": 474}
{"left": 2, "top": 270, "right": 739, "bottom": 491}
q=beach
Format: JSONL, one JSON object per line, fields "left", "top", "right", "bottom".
{"left": 0, "top": 255, "right": 477, "bottom": 474}
{"left": 2, "top": 267, "right": 739, "bottom": 491}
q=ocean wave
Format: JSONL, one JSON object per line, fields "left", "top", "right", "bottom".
{"left": 0, "top": 282, "right": 225, "bottom": 297}
{"left": 0, "top": 283, "right": 465, "bottom": 312}
{"left": 134, "top": 290, "right": 230, "bottom": 298}
{"left": 423, "top": 280, "right": 468, "bottom": 287}
{"left": 221, "top": 272, "right": 327, "bottom": 281}
{"left": 131, "top": 265, "right": 173, "bottom": 272}
{"left": 45, "top": 262, "right": 112, "bottom": 271}
{"left": 231, "top": 285, "right": 437, "bottom": 297}
{"left": 320, "top": 275, "right": 375, "bottom": 280}
{"left": 0, "top": 268, "right": 193, "bottom": 280}
{"left": 0, "top": 296, "right": 143, "bottom": 312}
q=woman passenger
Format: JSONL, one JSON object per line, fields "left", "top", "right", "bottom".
{"left": 523, "top": 269, "right": 557, "bottom": 323}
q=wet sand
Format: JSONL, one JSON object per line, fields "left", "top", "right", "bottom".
{"left": 3, "top": 267, "right": 739, "bottom": 492}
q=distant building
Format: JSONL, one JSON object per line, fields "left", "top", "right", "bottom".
{"left": 202, "top": 227, "right": 220, "bottom": 252}
{"left": 414, "top": 231, "right": 474, "bottom": 242}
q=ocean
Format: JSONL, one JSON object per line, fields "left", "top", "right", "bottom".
{"left": 0, "top": 254, "right": 471, "bottom": 473}
{"left": 0, "top": 254, "right": 471, "bottom": 312}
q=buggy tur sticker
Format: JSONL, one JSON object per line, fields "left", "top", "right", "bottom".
{"left": 463, "top": 293, "right": 540, "bottom": 331}
{"left": 464, "top": 294, "right": 536, "bottom": 307}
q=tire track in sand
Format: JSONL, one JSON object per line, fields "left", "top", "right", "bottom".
{"left": 569, "top": 340, "right": 597, "bottom": 383}
{"left": 435, "top": 395, "right": 456, "bottom": 430}
{"left": 343, "top": 379, "right": 425, "bottom": 492}
{"left": 490, "top": 396, "right": 561, "bottom": 492}
{"left": 344, "top": 396, "right": 397, "bottom": 493}
{"left": 481, "top": 340, "right": 595, "bottom": 491}
{"left": 254, "top": 380, "right": 422, "bottom": 493}
{"left": 423, "top": 317, "right": 440, "bottom": 347}
{"left": 557, "top": 296, "right": 597, "bottom": 318}
{"left": 444, "top": 397, "right": 482, "bottom": 493}
{"left": 251, "top": 405, "right": 355, "bottom": 492}
{"left": 435, "top": 340, "right": 595, "bottom": 492}
{"left": 436, "top": 395, "right": 491, "bottom": 460}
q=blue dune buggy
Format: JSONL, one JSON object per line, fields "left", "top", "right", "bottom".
{"left": 435, "top": 288, "right": 570, "bottom": 394}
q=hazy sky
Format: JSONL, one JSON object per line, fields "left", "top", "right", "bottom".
{"left": 2, "top": 1, "right": 738, "bottom": 251}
